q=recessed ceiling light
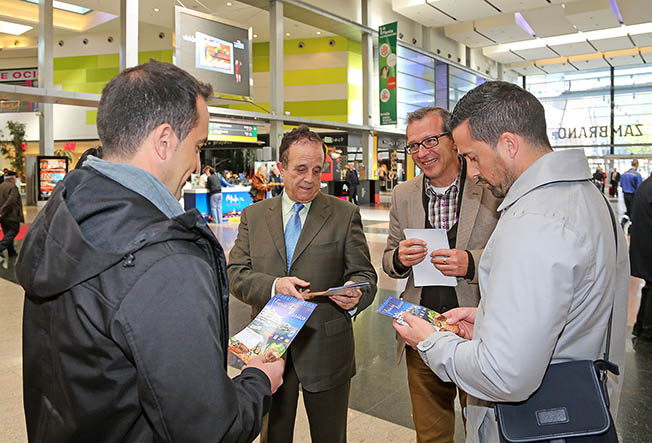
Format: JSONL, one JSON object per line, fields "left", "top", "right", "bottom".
{"left": 24, "top": 0, "right": 91, "bottom": 15}
{"left": 316, "top": 31, "right": 321, "bottom": 35}
{"left": 227, "top": 2, "right": 232, "bottom": 5}
{"left": 561, "top": 3, "right": 565, "bottom": 8}
{"left": 154, "top": 7, "right": 159, "bottom": 12}
{"left": 253, "top": 34, "right": 258, "bottom": 38}
{"left": 0, "top": 20, "right": 32, "bottom": 35}
{"left": 286, "top": 32, "right": 290, "bottom": 36}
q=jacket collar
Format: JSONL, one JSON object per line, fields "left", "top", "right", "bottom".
{"left": 498, "top": 149, "right": 591, "bottom": 212}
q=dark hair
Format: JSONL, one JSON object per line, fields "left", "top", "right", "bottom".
{"left": 75, "top": 146, "right": 103, "bottom": 169}
{"left": 406, "top": 107, "right": 451, "bottom": 132}
{"left": 279, "top": 125, "right": 323, "bottom": 164}
{"left": 449, "top": 81, "right": 551, "bottom": 150}
{"left": 209, "top": 167, "right": 215, "bottom": 174}
{"left": 97, "top": 60, "right": 213, "bottom": 158}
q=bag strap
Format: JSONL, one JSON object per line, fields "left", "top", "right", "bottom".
{"left": 597, "top": 192, "right": 620, "bottom": 381}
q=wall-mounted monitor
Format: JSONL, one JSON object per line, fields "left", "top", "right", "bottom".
{"left": 174, "top": 6, "right": 252, "bottom": 101}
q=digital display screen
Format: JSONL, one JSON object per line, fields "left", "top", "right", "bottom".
{"left": 175, "top": 6, "right": 251, "bottom": 99}
{"left": 37, "top": 156, "right": 68, "bottom": 201}
{"left": 208, "top": 122, "right": 257, "bottom": 143}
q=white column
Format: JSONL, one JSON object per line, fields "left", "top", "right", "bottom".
{"left": 38, "top": 0, "right": 54, "bottom": 156}
{"left": 120, "top": 0, "right": 139, "bottom": 70}
{"left": 361, "top": 0, "right": 374, "bottom": 180}
{"left": 269, "top": 0, "right": 284, "bottom": 160}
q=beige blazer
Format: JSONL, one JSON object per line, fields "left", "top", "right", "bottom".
{"left": 382, "top": 169, "right": 501, "bottom": 362}
{"left": 228, "top": 191, "right": 377, "bottom": 392}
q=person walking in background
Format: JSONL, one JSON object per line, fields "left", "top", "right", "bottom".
{"left": 269, "top": 165, "right": 284, "bottom": 197}
{"left": 593, "top": 166, "right": 606, "bottom": 193}
{"left": 252, "top": 165, "right": 270, "bottom": 202}
{"left": 345, "top": 163, "right": 360, "bottom": 205}
{"left": 630, "top": 173, "right": 652, "bottom": 344}
{"left": 0, "top": 171, "right": 23, "bottom": 269}
{"left": 206, "top": 167, "right": 224, "bottom": 224}
{"left": 610, "top": 167, "right": 621, "bottom": 197}
{"left": 199, "top": 164, "right": 210, "bottom": 188}
{"left": 621, "top": 159, "right": 643, "bottom": 227}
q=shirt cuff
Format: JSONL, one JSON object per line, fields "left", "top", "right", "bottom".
{"left": 417, "top": 331, "right": 440, "bottom": 367}
{"left": 348, "top": 307, "right": 358, "bottom": 317}
{"left": 464, "top": 250, "right": 475, "bottom": 280}
{"left": 271, "top": 278, "right": 279, "bottom": 298}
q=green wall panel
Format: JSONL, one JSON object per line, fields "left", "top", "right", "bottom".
{"left": 98, "top": 54, "right": 120, "bottom": 68}
{"left": 285, "top": 68, "right": 347, "bottom": 86}
{"left": 138, "top": 50, "right": 173, "bottom": 64}
{"left": 86, "top": 110, "right": 97, "bottom": 125}
{"left": 253, "top": 43, "right": 269, "bottom": 57}
{"left": 86, "top": 67, "right": 120, "bottom": 83}
{"left": 54, "top": 55, "right": 98, "bottom": 70}
{"left": 53, "top": 69, "right": 85, "bottom": 85}
{"left": 61, "top": 82, "right": 105, "bottom": 94}
{"left": 253, "top": 56, "right": 269, "bottom": 73}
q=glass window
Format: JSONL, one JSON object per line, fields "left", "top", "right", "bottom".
{"left": 396, "top": 46, "right": 435, "bottom": 129}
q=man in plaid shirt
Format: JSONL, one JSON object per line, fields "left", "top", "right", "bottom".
{"left": 382, "top": 107, "right": 501, "bottom": 442}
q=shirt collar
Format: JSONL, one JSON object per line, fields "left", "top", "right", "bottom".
{"left": 85, "top": 155, "right": 184, "bottom": 219}
{"left": 424, "top": 160, "right": 462, "bottom": 198}
{"left": 497, "top": 149, "right": 591, "bottom": 212}
{"left": 282, "top": 190, "right": 313, "bottom": 216}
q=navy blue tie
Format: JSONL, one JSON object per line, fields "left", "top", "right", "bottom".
{"left": 285, "top": 202, "right": 304, "bottom": 271}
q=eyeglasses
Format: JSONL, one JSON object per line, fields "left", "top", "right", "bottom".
{"left": 405, "top": 132, "right": 450, "bottom": 155}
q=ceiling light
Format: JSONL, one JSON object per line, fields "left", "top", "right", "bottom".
{"left": 0, "top": 20, "right": 32, "bottom": 35}
{"left": 514, "top": 12, "right": 536, "bottom": 38}
{"left": 286, "top": 32, "right": 290, "bottom": 36}
{"left": 154, "top": 7, "right": 159, "bottom": 12}
{"left": 609, "top": 0, "right": 624, "bottom": 25}
{"left": 253, "top": 34, "right": 258, "bottom": 38}
{"left": 316, "top": 31, "right": 321, "bottom": 35}
{"left": 227, "top": 2, "right": 232, "bottom": 5}
{"left": 24, "top": 0, "right": 91, "bottom": 15}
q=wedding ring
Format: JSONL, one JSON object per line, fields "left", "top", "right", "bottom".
{"left": 443, "top": 257, "right": 447, "bottom": 264}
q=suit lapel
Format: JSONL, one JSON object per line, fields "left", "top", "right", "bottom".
{"left": 265, "top": 197, "right": 287, "bottom": 266}
{"left": 457, "top": 173, "right": 482, "bottom": 250}
{"left": 290, "top": 193, "right": 331, "bottom": 269}
{"left": 409, "top": 176, "right": 426, "bottom": 229}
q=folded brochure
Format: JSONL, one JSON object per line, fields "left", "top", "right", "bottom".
{"left": 375, "top": 296, "right": 458, "bottom": 334}
{"left": 228, "top": 293, "right": 317, "bottom": 368}
{"left": 308, "top": 281, "right": 370, "bottom": 296}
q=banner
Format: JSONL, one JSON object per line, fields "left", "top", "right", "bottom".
{"left": 379, "top": 22, "right": 398, "bottom": 125}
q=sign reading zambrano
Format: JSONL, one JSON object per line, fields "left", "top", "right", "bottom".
{"left": 379, "top": 22, "right": 397, "bottom": 126}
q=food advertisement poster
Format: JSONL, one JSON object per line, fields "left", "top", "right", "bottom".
{"left": 378, "top": 22, "right": 398, "bottom": 125}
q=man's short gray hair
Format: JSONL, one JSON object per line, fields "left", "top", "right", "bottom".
{"left": 406, "top": 107, "right": 451, "bottom": 133}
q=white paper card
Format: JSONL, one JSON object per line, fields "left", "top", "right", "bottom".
{"left": 403, "top": 228, "right": 457, "bottom": 287}
{"left": 233, "top": 328, "right": 263, "bottom": 350}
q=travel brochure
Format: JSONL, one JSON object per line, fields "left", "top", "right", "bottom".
{"left": 228, "top": 294, "right": 317, "bottom": 369}
{"left": 375, "top": 296, "right": 459, "bottom": 334}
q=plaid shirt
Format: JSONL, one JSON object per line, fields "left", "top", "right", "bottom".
{"left": 424, "top": 170, "right": 461, "bottom": 230}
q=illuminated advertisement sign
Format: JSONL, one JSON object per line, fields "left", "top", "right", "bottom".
{"left": 37, "top": 156, "right": 68, "bottom": 201}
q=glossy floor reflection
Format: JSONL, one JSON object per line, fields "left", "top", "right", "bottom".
{"left": 1, "top": 196, "right": 651, "bottom": 441}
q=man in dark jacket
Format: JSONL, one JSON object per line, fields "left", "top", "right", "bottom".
{"left": 345, "top": 163, "right": 360, "bottom": 205}
{"left": 206, "top": 167, "right": 224, "bottom": 223}
{"left": 0, "top": 171, "right": 23, "bottom": 268}
{"left": 16, "top": 60, "right": 284, "bottom": 443}
{"left": 630, "top": 174, "right": 652, "bottom": 343}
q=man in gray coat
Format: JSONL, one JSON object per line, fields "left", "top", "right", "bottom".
{"left": 383, "top": 107, "right": 500, "bottom": 442}
{"left": 394, "top": 82, "right": 628, "bottom": 442}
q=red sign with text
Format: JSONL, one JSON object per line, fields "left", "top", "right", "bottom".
{"left": 0, "top": 69, "right": 38, "bottom": 82}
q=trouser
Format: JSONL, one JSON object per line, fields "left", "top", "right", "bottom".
{"left": 209, "top": 192, "right": 222, "bottom": 223}
{"left": 634, "top": 281, "right": 652, "bottom": 340}
{"left": 348, "top": 184, "right": 358, "bottom": 205}
{"left": 260, "top": 350, "right": 350, "bottom": 443}
{"left": 0, "top": 220, "right": 19, "bottom": 255}
{"left": 406, "top": 347, "right": 467, "bottom": 443}
{"left": 624, "top": 192, "right": 635, "bottom": 218}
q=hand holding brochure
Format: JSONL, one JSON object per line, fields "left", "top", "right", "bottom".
{"left": 375, "top": 296, "right": 458, "bottom": 334}
{"left": 403, "top": 228, "right": 457, "bottom": 287}
{"left": 307, "top": 281, "right": 370, "bottom": 296}
{"left": 228, "top": 294, "right": 317, "bottom": 369}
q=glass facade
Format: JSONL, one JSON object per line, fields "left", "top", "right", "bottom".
{"left": 448, "top": 66, "right": 483, "bottom": 111}
{"left": 396, "top": 46, "right": 435, "bottom": 129}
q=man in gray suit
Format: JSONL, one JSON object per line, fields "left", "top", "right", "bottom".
{"left": 228, "top": 125, "right": 377, "bottom": 443}
{"left": 383, "top": 107, "right": 500, "bottom": 442}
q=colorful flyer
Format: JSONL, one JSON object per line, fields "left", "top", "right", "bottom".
{"left": 228, "top": 294, "right": 317, "bottom": 368}
{"left": 375, "top": 296, "right": 458, "bottom": 334}
{"left": 378, "top": 22, "right": 397, "bottom": 125}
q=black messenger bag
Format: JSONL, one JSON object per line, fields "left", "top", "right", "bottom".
{"left": 495, "top": 192, "right": 621, "bottom": 443}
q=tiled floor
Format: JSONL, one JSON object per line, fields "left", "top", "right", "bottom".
{"left": 2, "top": 197, "right": 651, "bottom": 442}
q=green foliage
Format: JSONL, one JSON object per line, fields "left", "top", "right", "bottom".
{"left": 0, "top": 121, "right": 26, "bottom": 178}
{"left": 54, "top": 148, "right": 73, "bottom": 163}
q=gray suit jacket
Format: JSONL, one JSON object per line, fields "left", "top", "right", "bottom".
{"left": 228, "top": 191, "right": 377, "bottom": 392}
{"left": 382, "top": 171, "right": 501, "bottom": 362}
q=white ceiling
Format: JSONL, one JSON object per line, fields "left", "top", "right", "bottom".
{"left": 1, "top": 0, "right": 652, "bottom": 75}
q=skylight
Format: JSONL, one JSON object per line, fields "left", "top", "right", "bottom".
{"left": 0, "top": 19, "right": 32, "bottom": 35}
{"left": 24, "top": 0, "right": 92, "bottom": 15}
